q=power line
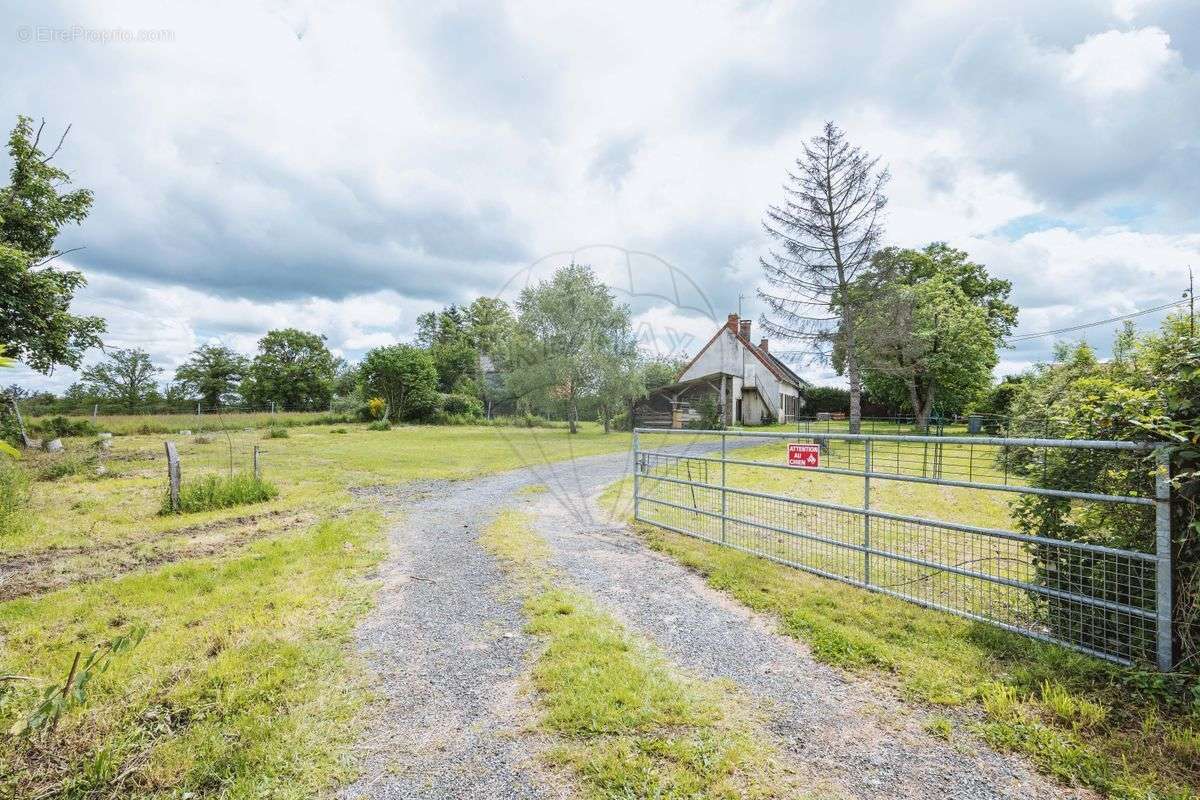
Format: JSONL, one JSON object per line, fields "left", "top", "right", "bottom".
{"left": 1003, "top": 298, "right": 1190, "bottom": 343}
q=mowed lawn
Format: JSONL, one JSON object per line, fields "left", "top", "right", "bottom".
{"left": 0, "top": 421, "right": 643, "bottom": 799}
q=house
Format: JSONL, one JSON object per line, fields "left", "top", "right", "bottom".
{"left": 635, "top": 314, "right": 809, "bottom": 427}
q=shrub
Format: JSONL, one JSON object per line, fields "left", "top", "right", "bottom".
{"left": 31, "top": 415, "right": 100, "bottom": 438}
{"left": 440, "top": 393, "right": 483, "bottom": 418}
{"left": 360, "top": 345, "right": 440, "bottom": 422}
{"left": 162, "top": 473, "right": 278, "bottom": 514}
{"left": 264, "top": 426, "right": 289, "bottom": 439}
{"left": 0, "top": 458, "right": 29, "bottom": 537}
{"left": 685, "top": 394, "right": 723, "bottom": 430}
{"left": 431, "top": 412, "right": 476, "bottom": 426}
{"left": 367, "top": 396, "right": 387, "bottom": 420}
{"left": 366, "top": 420, "right": 392, "bottom": 431}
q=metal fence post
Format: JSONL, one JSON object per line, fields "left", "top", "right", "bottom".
{"left": 164, "top": 441, "right": 181, "bottom": 513}
{"left": 1155, "top": 448, "right": 1174, "bottom": 672}
{"left": 632, "top": 429, "right": 640, "bottom": 522}
{"left": 720, "top": 432, "right": 727, "bottom": 543}
{"left": 863, "top": 440, "right": 872, "bottom": 587}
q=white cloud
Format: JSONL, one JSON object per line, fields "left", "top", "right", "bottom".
{"left": 1065, "top": 27, "right": 1176, "bottom": 98}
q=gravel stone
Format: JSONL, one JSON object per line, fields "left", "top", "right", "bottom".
{"left": 343, "top": 437, "right": 1093, "bottom": 800}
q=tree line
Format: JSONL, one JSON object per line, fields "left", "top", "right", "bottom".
{"left": 11, "top": 264, "right": 680, "bottom": 434}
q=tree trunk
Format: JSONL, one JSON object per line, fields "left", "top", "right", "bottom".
{"left": 841, "top": 308, "right": 863, "bottom": 435}
{"left": 909, "top": 378, "right": 936, "bottom": 430}
{"left": 919, "top": 383, "right": 936, "bottom": 430}
{"left": 845, "top": 350, "right": 863, "bottom": 435}
{"left": 569, "top": 398, "right": 578, "bottom": 434}
{"left": 601, "top": 403, "right": 610, "bottom": 434}
{"left": 906, "top": 378, "right": 923, "bottom": 430}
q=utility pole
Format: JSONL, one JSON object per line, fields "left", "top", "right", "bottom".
{"left": 1188, "top": 267, "right": 1194, "bottom": 338}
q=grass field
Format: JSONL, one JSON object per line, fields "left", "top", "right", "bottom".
{"left": 0, "top": 421, "right": 643, "bottom": 798}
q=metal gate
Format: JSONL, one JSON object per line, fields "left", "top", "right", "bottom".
{"left": 633, "top": 428, "right": 1172, "bottom": 670}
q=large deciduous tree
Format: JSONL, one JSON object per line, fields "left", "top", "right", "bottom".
{"left": 242, "top": 328, "right": 337, "bottom": 410}
{"left": 507, "top": 264, "right": 637, "bottom": 434}
{"left": 81, "top": 348, "right": 161, "bottom": 410}
{"left": 853, "top": 243, "right": 1015, "bottom": 425}
{"left": 0, "top": 116, "right": 106, "bottom": 373}
{"left": 759, "top": 122, "right": 889, "bottom": 433}
{"left": 360, "top": 344, "right": 439, "bottom": 422}
{"left": 173, "top": 344, "right": 249, "bottom": 408}
{"left": 856, "top": 277, "right": 997, "bottom": 428}
{"left": 867, "top": 243, "right": 1018, "bottom": 338}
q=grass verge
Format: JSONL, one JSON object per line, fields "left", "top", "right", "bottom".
{"left": 626, "top": 515, "right": 1200, "bottom": 800}
{"left": 0, "top": 512, "right": 385, "bottom": 799}
{"left": 480, "top": 510, "right": 800, "bottom": 799}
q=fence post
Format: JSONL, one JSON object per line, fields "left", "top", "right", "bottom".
{"left": 720, "top": 432, "right": 727, "bottom": 543}
{"left": 632, "top": 429, "right": 640, "bottom": 522}
{"left": 253, "top": 445, "right": 261, "bottom": 480}
{"left": 164, "top": 441, "right": 181, "bottom": 513}
{"left": 863, "top": 440, "right": 872, "bottom": 587}
{"left": 1155, "top": 448, "right": 1174, "bottom": 672}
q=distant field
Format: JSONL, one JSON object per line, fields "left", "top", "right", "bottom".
{"left": 26, "top": 409, "right": 351, "bottom": 436}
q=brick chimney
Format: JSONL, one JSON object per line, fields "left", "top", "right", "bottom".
{"left": 759, "top": 338, "right": 769, "bottom": 352}
{"left": 726, "top": 313, "right": 739, "bottom": 332}
{"left": 739, "top": 319, "right": 751, "bottom": 339}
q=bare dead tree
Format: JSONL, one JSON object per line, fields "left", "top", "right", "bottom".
{"left": 758, "top": 122, "right": 889, "bottom": 433}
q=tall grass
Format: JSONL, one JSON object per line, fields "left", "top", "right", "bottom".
{"left": 27, "top": 411, "right": 354, "bottom": 437}
{"left": 0, "top": 458, "right": 29, "bottom": 537}
{"left": 162, "top": 473, "right": 278, "bottom": 515}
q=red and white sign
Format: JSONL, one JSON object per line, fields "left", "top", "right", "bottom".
{"left": 787, "top": 443, "right": 821, "bottom": 469}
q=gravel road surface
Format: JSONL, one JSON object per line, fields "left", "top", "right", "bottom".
{"left": 341, "top": 439, "right": 1091, "bottom": 800}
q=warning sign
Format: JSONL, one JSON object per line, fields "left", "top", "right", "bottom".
{"left": 787, "top": 443, "right": 820, "bottom": 469}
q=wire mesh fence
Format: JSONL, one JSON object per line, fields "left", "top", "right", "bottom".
{"left": 633, "top": 428, "right": 1171, "bottom": 670}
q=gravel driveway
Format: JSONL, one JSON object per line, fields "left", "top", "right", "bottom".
{"left": 341, "top": 439, "right": 1091, "bottom": 800}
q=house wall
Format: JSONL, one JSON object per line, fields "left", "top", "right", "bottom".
{"left": 680, "top": 329, "right": 787, "bottom": 422}
{"left": 669, "top": 322, "right": 811, "bottom": 426}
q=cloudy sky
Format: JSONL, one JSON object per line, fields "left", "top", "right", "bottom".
{"left": 3, "top": 0, "right": 1198, "bottom": 392}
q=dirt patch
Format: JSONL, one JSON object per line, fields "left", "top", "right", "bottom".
{"left": 0, "top": 510, "right": 314, "bottom": 601}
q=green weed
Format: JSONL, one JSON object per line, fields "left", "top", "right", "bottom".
{"left": 162, "top": 473, "right": 278, "bottom": 515}
{"left": 924, "top": 715, "right": 954, "bottom": 741}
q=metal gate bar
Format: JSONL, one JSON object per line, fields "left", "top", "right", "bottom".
{"left": 632, "top": 427, "right": 1172, "bottom": 670}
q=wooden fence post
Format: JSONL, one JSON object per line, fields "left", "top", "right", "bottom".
{"left": 164, "top": 441, "right": 181, "bottom": 513}
{"left": 253, "top": 445, "right": 261, "bottom": 480}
